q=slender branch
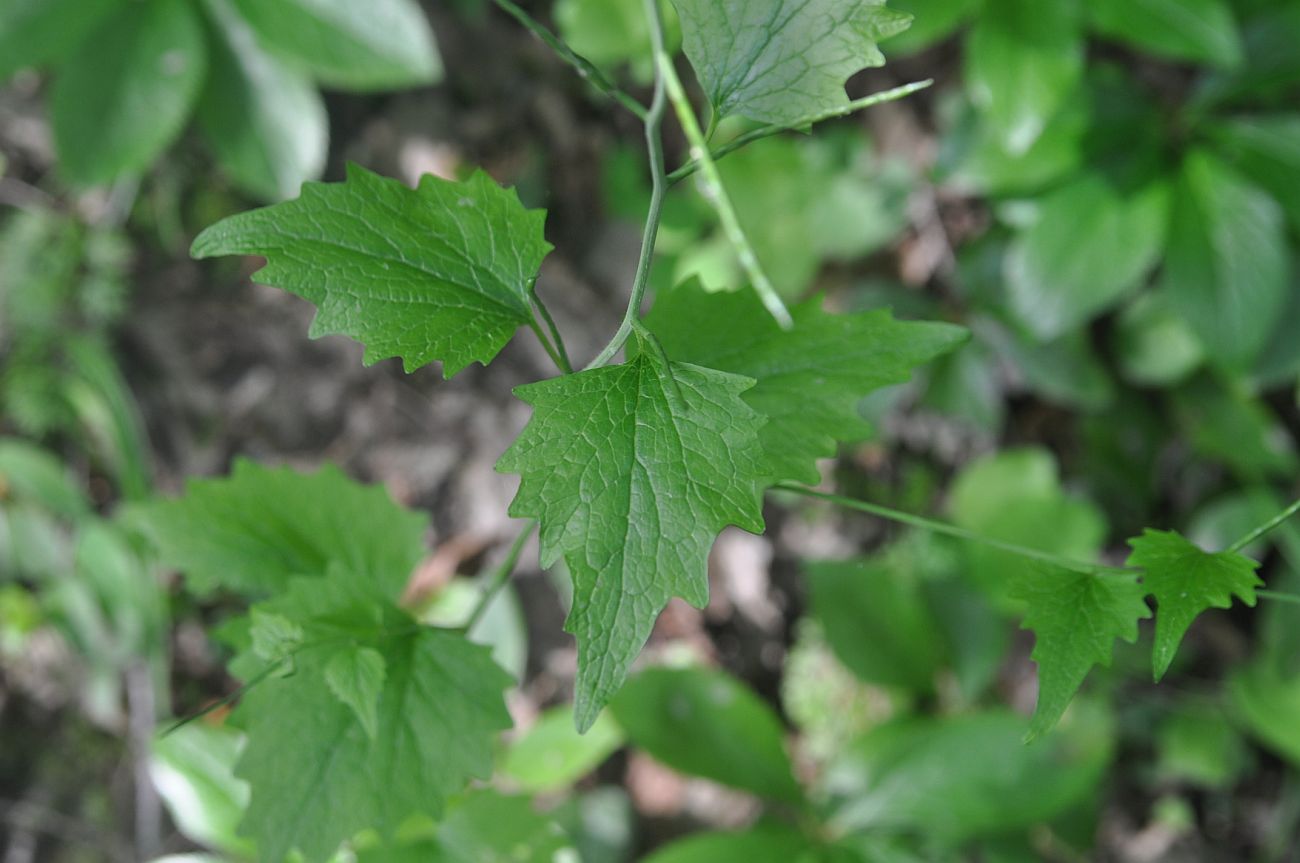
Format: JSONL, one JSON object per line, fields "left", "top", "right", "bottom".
{"left": 1257, "top": 589, "right": 1300, "bottom": 608}
{"left": 775, "top": 483, "right": 1135, "bottom": 578}
{"left": 585, "top": 0, "right": 670, "bottom": 370}
{"left": 464, "top": 521, "right": 537, "bottom": 632}
{"left": 490, "top": 0, "right": 648, "bottom": 120}
{"left": 530, "top": 284, "right": 574, "bottom": 374}
{"left": 1228, "top": 497, "right": 1300, "bottom": 554}
{"left": 667, "top": 80, "right": 935, "bottom": 185}
{"left": 658, "top": 53, "right": 793, "bottom": 329}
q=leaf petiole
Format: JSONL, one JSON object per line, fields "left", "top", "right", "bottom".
{"left": 463, "top": 521, "right": 537, "bottom": 633}
{"left": 1227, "top": 497, "right": 1300, "bottom": 554}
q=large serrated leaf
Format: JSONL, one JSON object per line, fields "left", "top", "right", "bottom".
{"left": 191, "top": 164, "right": 552, "bottom": 375}
{"left": 497, "top": 333, "right": 768, "bottom": 730}
{"left": 672, "top": 0, "right": 912, "bottom": 126}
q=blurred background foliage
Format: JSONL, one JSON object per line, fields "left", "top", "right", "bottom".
{"left": 2, "top": 0, "right": 1300, "bottom": 860}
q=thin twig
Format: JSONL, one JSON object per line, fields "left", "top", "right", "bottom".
{"left": 490, "top": 0, "right": 648, "bottom": 120}
{"left": 464, "top": 522, "right": 537, "bottom": 633}
{"left": 585, "top": 0, "right": 670, "bottom": 370}
{"left": 666, "top": 80, "right": 935, "bottom": 185}
{"left": 530, "top": 284, "right": 574, "bottom": 374}
{"left": 1228, "top": 497, "right": 1300, "bottom": 554}
{"left": 775, "top": 483, "right": 1135, "bottom": 578}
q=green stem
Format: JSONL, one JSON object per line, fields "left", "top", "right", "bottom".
{"left": 527, "top": 319, "right": 569, "bottom": 375}
{"left": 775, "top": 483, "right": 1134, "bottom": 577}
{"left": 464, "top": 521, "right": 537, "bottom": 633}
{"left": 1228, "top": 497, "right": 1300, "bottom": 554}
{"left": 667, "top": 80, "right": 935, "bottom": 185}
{"left": 1257, "top": 589, "right": 1300, "bottom": 608}
{"left": 658, "top": 53, "right": 793, "bottom": 329}
{"left": 490, "top": 0, "right": 648, "bottom": 120}
{"left": 585, "top": 0, "right": 670, "bottom": 370}
{"left": 530, "top": 285, "right": 574, "bottom": 374}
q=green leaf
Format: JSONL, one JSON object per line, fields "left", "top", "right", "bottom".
{"left": 806, "top": 555, "right": 944, "bottom": 693}
{"left": 1210, "top": 114, "right": 1300, "bottom": 234}
{"left": 1113, "top": 293, "right": 1204, "bottom": 386}
{"left": 227, "top": 0, "right": 440, "bottom": 91}
{"left": 644, "top": 280, "right": 966, "bottom": 484}
{"left": 135, "top": 459, "right": 428, "bottom": 598}
{"left": 500, "top": 706, "right": 625, "bottom": 793}
{"left": 1087, "top": 0, "right": 1242, "bottom": 67}
{"left": 1005, "top": 175, "right": 1168, "bottom": 341}
{"left": 0, "top": 0, "right": 123, "bottom": 80}
{"left": 885, "top": 0, "right": 980, "bottom": 56}
{"left": 233, "top": 576, "right": 513, "bottom": 863}
{"left": 610, "top": 666, "right": 802, "bottom": 802}
{"left": 1160, "top": 150, "right": 1290, "bottom": 369}
{"left": 671, "top": 0, "right": 913, "bottom": 126}
{"left": 196, "top": 0, "right": 328, "bottom": 201}
{"left": 824, "top": 707, "right": 1113, "bottom": 843}
{"left": 1155, "top": 705, "right": 1249, "bottom": 788}
{"left": 1011, "top": 565, "right": 1150, "bottom": 738}
{"left": 50, "top": 0, "right": 207, "bottom": 186}
{"left": 149, "top": 723, "right": 252, "bottom": 857}
{"left": 496, "top": 334, "right": 768, "bottom": 730}
{"left": 965, "top": 0, "right": 1084, "bottom": 154}
{"left": 1173, "top": 376, "right": 1297, "bottom": 482}
{"left": 248, "top": 609, "right": 304, "bottom": 663}
{"left": 191, "top": 164, "right": 552, "bottom": 375}
{"left": 1126, "top": 529, "right": 1261, "bottom": 681}
{"left": 642, "top": 824, "right": 817, "bottom": 863}
{"left": 323, "top": 645, "right": 387, "bottom": 738}
{"left": 0, "top": 439, "right": 91, "bottom": 520}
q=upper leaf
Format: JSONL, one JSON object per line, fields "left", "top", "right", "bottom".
{"left": 228, "top": 0, "right": 441, "bottom": 91}
{"left": 50, "top": 0, "right": 207, "bottom": 186}
{"left": 135, "top": 459, "right": 428, "bottom": 597}
{"left": 1011, "top": 565, "right": 1151, "bottom": 738}
{"left": 497, "top": 332, "right": 768, "bottom": 729}
{"left": 1126, "top": 529, "right": 1262, "bottom": 681}
{"left": 611, "top": 666, "right": 803, "bottom": 801}
{"left": 232, "top": 574, "right": 512, "bottom": 863}
{"left": 644, "top": 281, "right": 966, "bottom": 484}
{"left": 672, "top": 0, "right": 912, "bottom": 126}
{"left": 191, "top": 164, "right": 552, "bottom": 375}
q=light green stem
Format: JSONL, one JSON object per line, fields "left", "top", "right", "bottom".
{"left": 1228, "top": 497, "right": 1300, "bottom": 554}
{"left": 775, "top": 483, "right": 1134, "bottom": 577}
{"left": 657, "top": 54, "right": 794, "bottom": 329}
{"left": 585, "top": 0, "right": 670, "bottom": 370}
{"left": 667, "top": 80, "right": 935, "bottom": 185}
{"left": 464, "top": 521, "right": 538, "bottom": 633}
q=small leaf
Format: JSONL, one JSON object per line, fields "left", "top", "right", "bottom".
{"left": 965, "top": 0, "right": 1084, "bottom": 154}
{"left": 249, "top": 609, "right": 304, "bottom": 663}
{"left": 645, "top": 281, "right": 965, "bottom": 484}
{"left": 324, "top": 646, "right": 387, "bottom": 738}
{"left": 135, "top": 460, "right": 428, "bottom": 598}
{"left": 500, "top": 706, "right": 625, "bottom": 793}
{"left": 228, "top": 0, "right": 440, "bottom": 91}
{"left": 1210, "top": 114, "right": 1300, "bottom": 235}
{"left": 1087, "top": 0, "right": 1242, "bottom": 68}
{"left": 1160, "top": 150, "right": 1290, "bottom": 369}
{"left": 51, "top": 0, "right": 207, "bottom": 186}
{"left": 672, "top": 0, "right": 913, "bottom": 126}
{"left": 497, "top": 333, "right": 768, "bottom": 730}
{"left": 191, "top": 165, "right": 552, "bottom": 375}
{"left": 197, "top": 0, "right": 328, "bottom": 201}
{"left": 1126, "top": 529, "right": 1261, "bottom": 681}
{"left": 611, "top": 666, "right": 802, "bottom": 802}
{"left": 1011, "top": 565, "right": 1150, "bottom": 738}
